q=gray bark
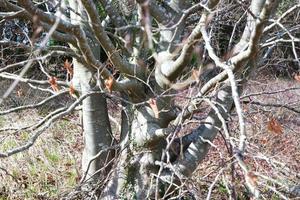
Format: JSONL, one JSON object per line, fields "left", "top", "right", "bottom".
{"left": 73, "top": 60, "right": 113, "bottom": 180}
{"left": 0, "top": 0, "right": 282, "bottom": 198}
{"left": 69, "top": 0, "right": 113, "bottom": 181}
{"left": 174, "top": 85, "right": 233, "bottom": 176}
{"left": 101, "top": 0, "right": 281, "bottom": 198}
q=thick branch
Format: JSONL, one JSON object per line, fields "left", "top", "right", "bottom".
{"left": 174, "top": 85, "right": 232, "bottom": 176}
{"left": 154, "top": 0, "right": 220, "bottom": 89}
{"left": 0, "top": 1, "right": 77, "bottom": 44}
{"left": 81, "top": 0, "right": 144, "bottom": 78}
{"left": 171, "top": 0, "right": 280, "bottom": 177}
{"left": 18, "top": 0, "right": 76, "bottom": 34}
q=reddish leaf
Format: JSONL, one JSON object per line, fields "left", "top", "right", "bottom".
{"left": 64, "top": 59, "right": 73, "bottom": 76}
{"left": 69, "top": 84, "right": 75, "bottom": 95}
{"left": 267, "top": 117, "right": 283, "bottom": 134}
{"left": 105, "top": 76, "right": 114, "bottom": 93}
{"left": 148, "top": 98, "right": 159, "bottom": 118}
{"left": 246, "top": 171, "right": 258, "bottom": 187}
{"left": 69, "top": 84, "right": 79, "bottom": 98}
{"left": 260, "top": 138, "right": 268, "bottom": 145}
{"left": 294, "top": 73, "right": 300, "bottom": 82}
{"left": 46, "top": 174, "right": 56, "bottom": 185}
{"left": 48, "top": 76, "right": 59, "bottom": 92}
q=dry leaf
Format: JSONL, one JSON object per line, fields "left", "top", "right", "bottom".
{"left": 104, "top": 76, "right": 114, "bottom": 93}
{"left": 294, "top": 73, "right": 300, "bottom": 82}
{"left": 64, "top": 59, "right": 73, "bottom": 76}
{"left": 267, "top": 117, "right": 283, "bottom": 134}
{"left": 16, "top": 88, "right": 23, "bottom": 97}
{"left": 48, "top": 76, "right": 59, "bottom": 92}
{"left": 260, "top": 138, "right": 268, "bottom": 145}
{"left": 246, "top": 171, "right": 258, "bottom": 187}
{"left": 148, "top": 98, "right": 159, "bottom": 118}
{"left": 46, "top": 174, "right": 56, "bottom": 185}
{"left": 69, "top": 84, "right": 79, "bottom": 98}
{"left": 192, "top": 69, "right": 200, "bottom": 82}
{"left": 69, "top": 84, "right": 75, "bottom": 95}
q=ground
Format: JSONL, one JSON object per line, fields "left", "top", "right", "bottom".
{"left": 0, "top": 73, "right": 299, "bottom": 199}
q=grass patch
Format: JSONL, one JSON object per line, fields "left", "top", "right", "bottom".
{"left": 0, "top": 139, "right": 17, "bottom": 152}
{"left": 0, "top": 116, "right": 5, "bottom": 127}
{"left": 44, "top": 149, "right": 60, "bottom": 164}
{"left": 0, "top": 116, "right": 82, "bottom": 199}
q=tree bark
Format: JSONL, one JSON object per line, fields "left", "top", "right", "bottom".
{"left": 69, "top": 0, "right": 113, "bottom": 182}
{"left": 72, "top": 60, "right": 113, "bottom": 181}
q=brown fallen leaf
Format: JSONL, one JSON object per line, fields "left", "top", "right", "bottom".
{"left": 267, "top": 117, "right": 283, "bottom": 134}
{"left": 246, "top": 171, "right": 258, "bottom": 187}
{"left": 16, "top": 88, "right": 23, "bottom": 97}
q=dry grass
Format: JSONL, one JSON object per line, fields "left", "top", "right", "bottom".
{"left": 189, "top": 75, "right": 300, "bottom": 199}
{"left": 0, "top": 81, "right": 83, "bottom": 200}
{"left": 0, "top": 110, "right": 83, "bottom": 199}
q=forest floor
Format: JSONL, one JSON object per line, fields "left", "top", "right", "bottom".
{"left": 0, "top": 73, "right": 299, "bottom": 199}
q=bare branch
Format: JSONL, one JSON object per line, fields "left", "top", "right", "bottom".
{"left": 242, "top": 99, "right": 300, "bottom": 114}
{"left": 0, "top": 90, "right": 68, "bottom": 115}
{"left": 81, "top": 0, "right": 145, "bottom": 78}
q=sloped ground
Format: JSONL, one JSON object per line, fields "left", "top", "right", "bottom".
{"left": 0, "top": 74, "right": 299, "bottom": 199}
{"left": 0, "top": 112, "right": 83, "bottom": 199}
{"left": 0, "top": 81, "right": 83, "bottom": 199}
{"left": 189, "top": 75, "right": 300, "bottom": 199}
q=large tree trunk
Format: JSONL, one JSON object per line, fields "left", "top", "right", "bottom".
{"left": 69, "top": 0, "right": 113, "bottom": 182}
{"left": 100, "top": 0, "right": 280, "bottom": 197}
{"left": 102, "top": 106, "right": 163, "bottom": 199}
{"left": 100, "top": 84, "right": 233, "bottom": 199}
{"left": 72, "top": 60, "right": 113, "bottom": 181}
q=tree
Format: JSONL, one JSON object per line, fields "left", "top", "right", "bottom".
{"left": 0, "top": 0, "right": 299, "bottom": 199}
